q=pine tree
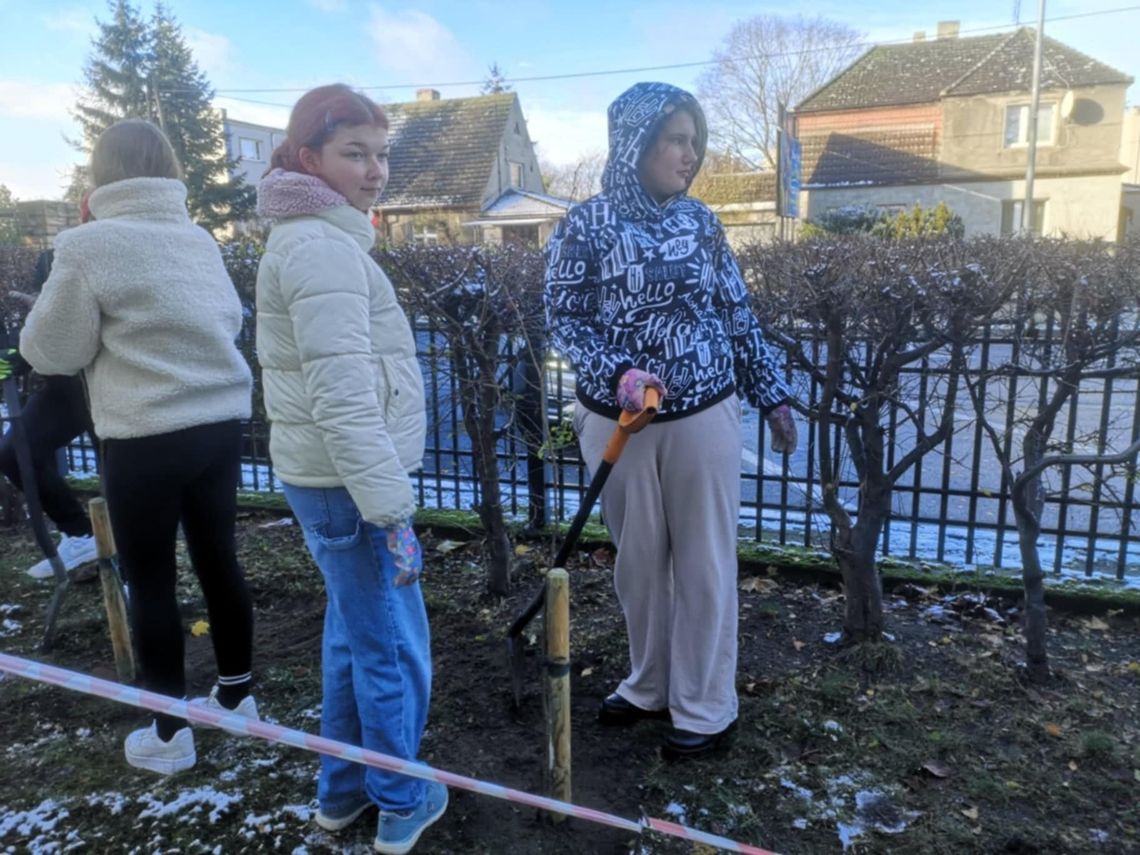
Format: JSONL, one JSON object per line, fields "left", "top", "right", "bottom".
{"left": 72, "top": 0, "right": 254, "bottom": 232}
{"left": 481, "top": 62, "right": 511, "bottom": 95}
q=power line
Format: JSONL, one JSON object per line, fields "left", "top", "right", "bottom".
{"left": 198, "top": 4, "right": 1140, "bottom": 97}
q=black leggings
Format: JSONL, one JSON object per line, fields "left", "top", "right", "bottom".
{"left": 103, "top": 420, "right": 253, "bottom": 714}
{"left": 0, "top": 376, "right": 95, "bottom": 537}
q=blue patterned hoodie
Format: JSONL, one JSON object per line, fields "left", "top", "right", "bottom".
{"left": 543, "top": 82, "right": 790, "bottom": 422}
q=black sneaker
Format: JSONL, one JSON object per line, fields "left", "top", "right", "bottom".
{"left": 661, "top": 720, "right": 737, "bottom": 761}
{"left": 597, "top": 693, "right": 670, "bottom": 726}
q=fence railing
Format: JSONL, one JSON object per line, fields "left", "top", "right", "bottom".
{"left": 4, "top": 322, "right": 1138, "bottom": 581}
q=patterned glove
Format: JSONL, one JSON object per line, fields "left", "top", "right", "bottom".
{"left": 387, "top": 518, "right": 423, "bottom": 587}
{"left": 615, "top": 368, "right": 666, "bottom": 412}
{"left": 765, "top": 403, "right": 798, "bottom": 455}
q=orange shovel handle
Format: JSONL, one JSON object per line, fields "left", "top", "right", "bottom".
{"left": 602, "top": 387, "right": 661, "bottom": 465}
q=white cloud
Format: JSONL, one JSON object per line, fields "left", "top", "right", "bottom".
{"left": 525, "top": 106, "right": 608, "bottom": 166}
{"left": 0, "top": 81, "right": 78, "bottom": 121}
{"left": 367, "top": 4, "right": 478, "bottom": 84}
{"left": 186, "top": 28, "right": 236, "bottom": 81}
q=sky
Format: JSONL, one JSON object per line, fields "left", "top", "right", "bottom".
{"left": 0, "top": 0, "right": 1138, "bottom": 200}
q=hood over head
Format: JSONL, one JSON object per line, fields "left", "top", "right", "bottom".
{"left": 600, "top": 82, "right": 707, "bottom": 222}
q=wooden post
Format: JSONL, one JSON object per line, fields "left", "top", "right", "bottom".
{"left": 544, "top": 568, "right": 571, "bottom": 821}
{"left": 89, "top": 498, "right": 134, "bottom": 682}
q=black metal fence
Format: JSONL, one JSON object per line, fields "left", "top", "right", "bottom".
{"left": 4, "top": 321, "right": 1138, "bottom": 580}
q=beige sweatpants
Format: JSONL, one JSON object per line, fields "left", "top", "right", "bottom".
{"left": 575, "top": 395, "right": 742, "bottom": 734}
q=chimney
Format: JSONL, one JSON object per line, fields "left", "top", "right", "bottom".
{"left": 936, "top": 20, "right": 960, "bottom": 39}
{"left": 416, "top": 88, "right": 441, "bottom": 102}
{"left": 913, "top": 31, "right": 926, "bottom": 42}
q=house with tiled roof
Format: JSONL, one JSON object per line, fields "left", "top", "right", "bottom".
{"left": 223, "top": 90, "right": 568, "bottom": 245}
{"left": 688, "top": 171, "right": 778, "bottom": 246}
{"left": 377, "top": 89, "right": 568, "bottom": 246}
{"left": 793, "top": 21, "right": 1134, "bottom": 240}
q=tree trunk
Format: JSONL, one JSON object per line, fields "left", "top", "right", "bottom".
{"left": 834, "top": 503, "right": 887, "bottom": 642}
{"left": 454, "top": 345, "right": 513, "bottom": 596}
{"left": 1014, "top": 508, "right": 1050, "bottom": 682}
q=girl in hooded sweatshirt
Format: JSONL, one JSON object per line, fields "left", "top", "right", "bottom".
{"left": 254, "top": 84, "right": 445, "bottom": 854}
{"left": 20, "top": 118, "right": 256, "bottom": 774}
{"left": 544, "top": 82, "right": 799, "bottom": 761}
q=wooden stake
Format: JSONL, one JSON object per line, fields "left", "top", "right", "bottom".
{"left": 544, "top": 568, "right": 571, "bottom": 821}
{"left": 89, "top": 498, "right": 134, "bottom": 682}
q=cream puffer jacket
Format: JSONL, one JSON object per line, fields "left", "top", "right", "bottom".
{"left": 255, "top": 170, "right": 425, "bottom": 527}
{"left": 20, "top": 177, "right": 252, "bottom": 439}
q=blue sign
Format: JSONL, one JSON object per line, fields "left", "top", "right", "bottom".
{"left": 778, "top": 131, "right": 801, "bottom": 219}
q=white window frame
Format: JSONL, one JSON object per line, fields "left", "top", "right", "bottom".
{"left": 1003, "top": 102, "right": 1056, "bottom": 149}
{"left": 412, "top": 224, "right": 440, "bottom": 245}
{"left": 238, "top": 137, "right": 263, "bottom": 161}
{"left": 508, "top": 161, "right": 524, "bottom": 188}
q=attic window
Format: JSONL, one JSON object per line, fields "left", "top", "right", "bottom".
{"left": 509, "top": 161, "right": 524, "bottom": 188}
{"left": 1004, "top": 103, "right": 1055, "bottom": 148}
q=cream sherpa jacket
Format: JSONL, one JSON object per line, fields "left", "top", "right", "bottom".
{"left": 20, "top": 177, "right": 252, "bottom": 439}
{"left": 255, "top": 170, "right": 425, "bottom": 527}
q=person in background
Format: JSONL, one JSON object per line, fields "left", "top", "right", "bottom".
{"left": 255, "top": 84, "right": 445, "bottom": 855}
{"left": 0, "top": 243, "right": 99, "bottom": 579}
{"left": 544, "top": 81, "right": 798, "bottom": 761}
{"left": 20, "top": 118, "right": 256, "bottom": 775}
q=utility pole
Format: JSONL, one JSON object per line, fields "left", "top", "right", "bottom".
{"left": 1021, "top": 0, "right": 1045, "bottom": 235}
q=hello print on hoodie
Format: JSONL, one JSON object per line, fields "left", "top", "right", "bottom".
{"left": 544, "top": 82, "right": 791, "bottom": 421}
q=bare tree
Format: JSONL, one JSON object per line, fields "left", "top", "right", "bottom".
{"left": 697, "top": 14, "right": 864, "bottom": 170}
{"left": 383, "top": 244, "right": 546, "bottom": 596}
{"left": 964, "top": 239, "right": 1140, "bottom": 683}
{"left": 539, "top": 151, "right": 606, "bottom": 202}
{"left": 481, "top": 62, "right": 512, "bottom": 95}
{"left": 746, "top": 238, "right": 1015, "bottom": 641}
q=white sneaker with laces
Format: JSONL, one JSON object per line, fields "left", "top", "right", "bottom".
{"left": 26, "top": 534, "right": 98, "bottom": 579}
{"left": 189, "top": 686, "right": 259, "bottom": 731}
{"left": 124, "top": 723, "right": 196, "bottom": 775}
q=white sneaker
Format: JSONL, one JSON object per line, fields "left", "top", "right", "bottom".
{"left": 26, "top": 534, "right": 98, "bottom": 579}
{"left": 124, "top": 723, "right": 196, "bottom": 774}
{"left": 189, "top": 685, "right": 259, "bottom": 731}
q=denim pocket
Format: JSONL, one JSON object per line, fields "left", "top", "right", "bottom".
{"left": 286, "top": 486, "right": 364, "bottom": 551}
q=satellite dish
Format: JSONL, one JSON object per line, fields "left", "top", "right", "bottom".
{"left": 1060, "top": 90, "right": 1075, "bottom": 120}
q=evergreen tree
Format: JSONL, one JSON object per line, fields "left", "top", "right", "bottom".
{"left": 481, "top": 62, "right": 511, "bottom": 95}
{"left": 72, "top": 0, "right": 254, "bottom": 232}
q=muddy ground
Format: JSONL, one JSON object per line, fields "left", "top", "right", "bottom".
{"left": 1, "top": 509, "right": 1138, "bottom": 854}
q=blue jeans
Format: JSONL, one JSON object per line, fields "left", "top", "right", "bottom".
{"left": 282, "top": 484, "right": 431, "bottom": 814}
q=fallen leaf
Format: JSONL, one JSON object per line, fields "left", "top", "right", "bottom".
{"left": 961, "top": 806, "right": 979, "bottom": 820}
{"left": 1127, "top": 662, "right": 1140, "bottom": 674}
{"left": 792, "top": 639, "right": 806, "bottom": 651}
{"left": 580, "top": 667, "right": 594, "bottom": 677}
{"left": 258, "top": 517, "right": 294, "bottom": 528}
{"left": 740, "top": 576, "right": 778, "bottom": 594}
{"left": 1069, "top": 761, "right": 1078, "bottom": 771}
{"left": 189, "top": 620, "right": 210, "bottom": 637}
{"left": 922, "top": 759, "right": 953, "bottom": 778}
{"left": 1043, "top": 722, "right": 1063, "bottom": 738}
{"left": 435, "top": 539, "right": 466, "bottom": 553}
{"left": 513, "top": 544, "right": 532, "bottom": 557}
{"left": 590, "top": 547, "right": 613, "bottom": 567}
{"left": 1085, "top": 663, "right": 1105, "bottom": 673}
{"left": 1086, "top": 616, "right": 1110, "bottom": 631}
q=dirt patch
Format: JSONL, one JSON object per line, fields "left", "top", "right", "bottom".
{"left": 1, "top": 512, "right": 1138, "bottom": 853}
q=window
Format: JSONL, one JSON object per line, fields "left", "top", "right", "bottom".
{"left": 1004, "top": 103, "right": 1055, "bottom": 148}
{"left": 508, "top": 161, "right": 524, "bottom": 188}
{"left": 1000, "top": 199, "right": 1046, "bottom": 236}
{"left": 238, "top": 137, "right": 263, "bottom": 161}
{"left": 412, "top": 224, "right": 440, "bottom": 245}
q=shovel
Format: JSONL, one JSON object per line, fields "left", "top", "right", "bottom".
{"left": 506, "top": 386, "right": 660, "bottom": 707}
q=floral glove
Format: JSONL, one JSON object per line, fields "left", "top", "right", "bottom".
{"left": 765, "top": 403, "right": 798, "bottom": 455}
{"left": 387, "top": 518, "right": 423, "bottom": 587}
{"left": 615, "top": 368, "right": 666, "bottom": 412}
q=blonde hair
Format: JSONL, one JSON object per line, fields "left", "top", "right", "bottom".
{"left": 90, "top": 119, "right": 183, "bottom": 187}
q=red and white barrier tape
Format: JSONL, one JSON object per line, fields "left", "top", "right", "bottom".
{"left": 0, "top": 653, "right": 777, "bottom": 854}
